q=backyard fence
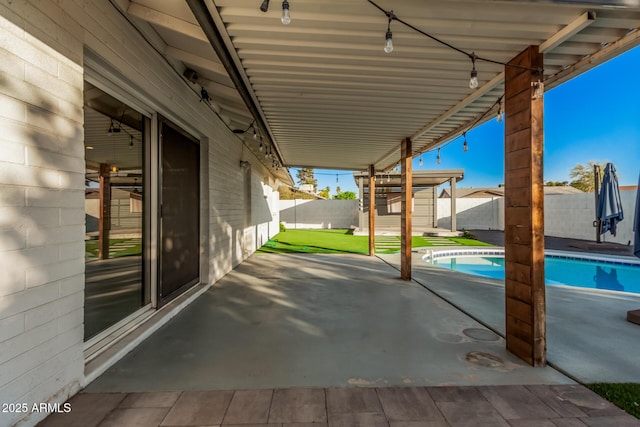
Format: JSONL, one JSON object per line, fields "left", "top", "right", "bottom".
{"left": 279, "top": 190, "right": 637, "bottom": 246}
{"left": 279, "top": 199, "right": 358, "bottom": 229}
{"left": 437, "top": 190, "right": 637, "bottom": 245}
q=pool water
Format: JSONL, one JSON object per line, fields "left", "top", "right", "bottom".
{"left": 431, "top": 255, "right": 640, "bottom": 294}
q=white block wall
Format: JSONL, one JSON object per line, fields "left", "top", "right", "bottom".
{"left": 0, "top": 3, "right": 85, "bottom": 426}
{"left": 544, "top": 190, "right": 636, "bottom": 245}
{"left": 0, "top": 1, "right": 282, "bottom": 425}
{"left": 437, "top": 198, "right": 503, "bottom": 230}
{"left": 279, "top": 199, "right": 359, "bottom": 229}
{"left": 438, "top": 192, "right": 636, "bottom": 245}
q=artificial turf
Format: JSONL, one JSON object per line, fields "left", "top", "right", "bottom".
{"left": 257, "top": 229, "right": 492, "bottom": 254}
{"left": 257, "top": 229, "right": 369, "bottom": 254}
{"left": 587, "top": 383, "right": 640, "bottom": 419}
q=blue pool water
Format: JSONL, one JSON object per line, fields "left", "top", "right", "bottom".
{"left": 431, "top": 254, "right": 640, "bottom": 294}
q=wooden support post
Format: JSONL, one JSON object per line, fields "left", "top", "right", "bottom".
{"left": 401, "top": 137, "right": 412, "bottom": 280}
{"left": 358, "top": 177, "right": 365, "bottom": 233}
{"left": 450, "top": 177, "right": 457, "bottom": 232}
{"left": 368, "top": 165, "right": 375, "bottom": 256}
{"left": 504, "top": 45, "right": 546, "bottom": 366}
{"left": 432, "top": 184, "right": 438, "bottom": 228}
{"left": 594, "top": 164, "right": 601, "bottom": 243}
{"left": 99, "top": 163, "right": 112, "bottom": 260}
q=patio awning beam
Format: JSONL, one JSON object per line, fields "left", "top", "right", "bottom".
{"left": 185, "top": 0, "right": 285, "bottom": 166}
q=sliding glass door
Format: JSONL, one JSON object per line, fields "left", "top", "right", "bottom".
{"left": 158, "top": 119, "right": 200, "bottom": 305}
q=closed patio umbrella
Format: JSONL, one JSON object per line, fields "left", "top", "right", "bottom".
{"left": 596, "top": 163, "right": 624, "bottom": 236}
{"left": 634, "top": 172, "right": 640, "bottom": 258}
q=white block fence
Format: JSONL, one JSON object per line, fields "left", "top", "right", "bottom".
{"left": 276, "top": 191, "right": 638, "bottom": 246}
{"left": 437, "top": 190, "right": 637, "bottom": 245}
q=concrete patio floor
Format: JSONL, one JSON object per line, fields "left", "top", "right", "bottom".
{"left": 85, "top": 254, "right": 570, "bottom": 392}
{"left": 39, "top": 252, "right": 640, "bottom": 426}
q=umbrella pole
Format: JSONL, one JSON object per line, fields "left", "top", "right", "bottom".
{"left": 594, "top": 164, "right": 601, "bottom": 243}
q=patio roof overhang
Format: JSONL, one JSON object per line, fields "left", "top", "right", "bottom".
{"left": 123, "top": 0, "right": 640, "bottom": 172}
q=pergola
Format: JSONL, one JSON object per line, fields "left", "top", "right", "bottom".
{"left": 125, "top": 0, "right": 640, "bottom": 366}
{"left": 353, "top": 169, "right": 465, "bottom": 242}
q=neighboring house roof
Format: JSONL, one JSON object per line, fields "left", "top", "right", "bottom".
{"left": 620, "top": 185, "right": 638, "bottom": 191}
{"left": 544, "top": 186, "right": 584, "bottom": 195}
{"left": 439, "top": 187, "right": 504, "bottom": 198}
{"left": 439, "top": 186, "right": 584, "bottom": 198}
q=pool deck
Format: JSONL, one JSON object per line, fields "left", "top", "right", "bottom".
{"left": 378, "top": 234, "right": 640, "bottom": 383}
{"left": 470, "top": 230, "right": 636, "bottom": 257}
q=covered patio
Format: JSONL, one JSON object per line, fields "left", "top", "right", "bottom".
{"left": 45, "top": 252, "right": 640, "bottom": 426}
{"left": 353, "top": 169, "right": 465, "bottom": 235}
{"left": 166, "top": 0, "right": 640, "bottom": 364}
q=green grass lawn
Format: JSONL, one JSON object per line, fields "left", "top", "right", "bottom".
{"left": 448, "top": 237, "right": 493, "bottom": 246}
{"left": 258, "top": 229, "right": 369, "bottom": 254}
{"left": 257, "top": 229, "right": 492, "bottom": 254}
{"left": 587, "top": 383, "right": 640, "bottom": 419}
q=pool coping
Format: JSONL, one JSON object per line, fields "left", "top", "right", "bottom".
{"left": 419, "top": 247, "right": 640, "bottom": 297}
{"left": 421, "top": 247, "right": 640, "bottom": 267}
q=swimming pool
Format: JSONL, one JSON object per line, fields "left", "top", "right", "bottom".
{"left": 423, "top": 249, "right": 640, "bottom": 294}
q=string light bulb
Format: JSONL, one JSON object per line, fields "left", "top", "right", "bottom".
{"left": 111, "top": 165, "right": 118, "bottom": 173}
{"left": 253, "top": 127, "right": 258, "bottom": 139}
{"left": 260, "top": 0, "right": 269, "bottom": 12}
{"left": 129, "top": 136, "right": 134, "bottom": 149}
{"left": 496, "top": 99, "right": 504, "bottom": 122}
{"left": 469, "top": 53, "right": 478, "bottom": 89}
{"left": 281, "top": 0, "right": 291, "bottom": 25}
{"left": 436, "top": 148, "right": 441, "bottom": 164}
{"left": 384, "top": 13, "right": 394, "bottom": 53}
{"left": 463, "top": 132, "right": 468, "bottom": 152}
{"left": 419, "top": 155, "right": 423, "bottom": 167}
{"left": 259, "top": 140, "right": 263, "bottom": 151}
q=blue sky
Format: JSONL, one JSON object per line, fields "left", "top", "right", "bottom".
{"left": 291, "top": 46, "right": 640, "bottom": 196}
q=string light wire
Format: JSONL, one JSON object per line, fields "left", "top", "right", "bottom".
{"left": 367, "top": 0, "right": 544, "bottom": 83}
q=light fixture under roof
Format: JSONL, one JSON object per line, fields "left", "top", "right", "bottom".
{"left": 469, "top": 53, "right": 479, "bottom": 90}
{"left": 281, "top": 0, "right": 291, "bottom": 24}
